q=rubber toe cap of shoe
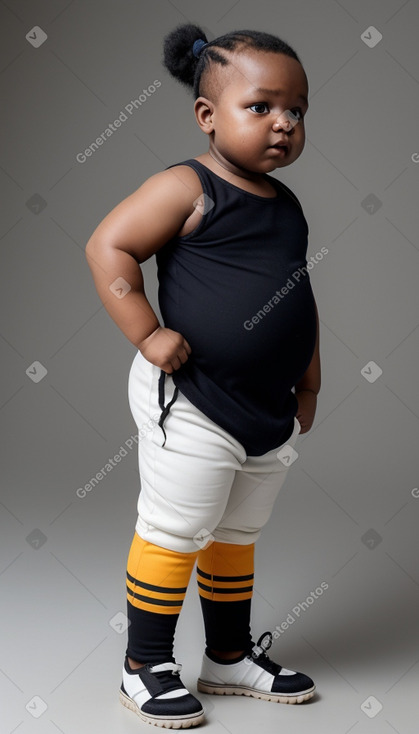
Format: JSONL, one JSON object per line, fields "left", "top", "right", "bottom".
{"left": 271, "top": 671, "right": 314, "bottom": 695}
{"left": 141, "top": 692, "right": 204, "bottom": 717}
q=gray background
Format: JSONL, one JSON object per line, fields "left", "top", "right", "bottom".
{"left": 1, "top": 0, "right": 418, "bottom": 732}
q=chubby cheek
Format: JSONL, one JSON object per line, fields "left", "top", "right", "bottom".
{"left": 224, "top": 129, "right": 252, "bottom": 154}
{"left": 290, "top": 126, "right": 305, "bottom": 152}
{"left": 229, "top": 111, "right": 259, "bottom": 138}
{"left": 298, "top": 130, "right": 306, "bottom": 151}
{"left": 295, "top": 121, "right": 306, "bottom": 141}
{"left": 219, "top": 118, "right": 246, "bottom": 147}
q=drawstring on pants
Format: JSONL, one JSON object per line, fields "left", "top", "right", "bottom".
{"left": 157, "top": 370, "right": 179, "bottom": 447}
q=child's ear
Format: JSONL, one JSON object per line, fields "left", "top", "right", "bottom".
{"left": 194, "top": 97, "right": 214, "bottom": 134}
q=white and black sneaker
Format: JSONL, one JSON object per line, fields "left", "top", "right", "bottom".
{"left": 120, "top": 656, "right": 205, "bottom": 728}
{"left": 197, "top": 632, "right": 316, "bottom": 705}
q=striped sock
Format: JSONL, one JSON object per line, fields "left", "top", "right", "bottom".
{"left": 125, "top": 531, "right": 199, "bottom": 663}
{"left": 197, "top": 541, "right": 254, "bottom": 652}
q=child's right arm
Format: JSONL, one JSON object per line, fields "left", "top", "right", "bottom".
{"left": 85, "top": 168, "right": 195, "bottom": 374}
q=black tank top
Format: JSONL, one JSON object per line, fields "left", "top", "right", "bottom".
{"left": 156, "top": 159, "right": 317, "bottom": 456}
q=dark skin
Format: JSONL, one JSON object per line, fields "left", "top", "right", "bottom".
{"left": 192, "top": 50, "right": 320, "bottom": 434}
{"left": 85, "top": 49, "right": 320, "bottom": 665}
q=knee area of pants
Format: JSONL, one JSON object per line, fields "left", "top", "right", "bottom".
{"left": 136, "top": 522, "right": 211, "bottom": 554}
{"left": 212, "top": 528, "right": 261, "bottom": 545}
{"left": 136, "top": 517, "right": 260, "bottom": 552}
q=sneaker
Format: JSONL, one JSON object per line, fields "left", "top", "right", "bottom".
{"left": 120, "top": 656, "right": 205, "bottom": 728}
{"left": 197, "top": 631, "right": 316, "bottom": 705}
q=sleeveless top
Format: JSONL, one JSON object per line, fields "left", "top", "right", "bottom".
{"left": 155, "top": 159, "right": 317, "bottom": 456}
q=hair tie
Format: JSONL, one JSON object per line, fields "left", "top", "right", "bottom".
{"left": 192, "top": 38, "right": 208, "bottom": 57}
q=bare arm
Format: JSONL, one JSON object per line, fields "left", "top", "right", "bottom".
{"left": 295, "top": 299, "right": 321, "bottom": 433}
{"left": 295, "top": 299, "right": 321, "bottom": 395}
{"left": 85, "top": 167, "right": 199, "bottom": 373}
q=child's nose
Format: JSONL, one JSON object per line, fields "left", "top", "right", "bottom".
{"left": 272, "top": 110, "right": 298, "bottom": 132}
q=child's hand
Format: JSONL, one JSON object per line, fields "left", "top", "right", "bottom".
{"left": 138, "top": 326, "right": 191, "bottom": 374}
{"left": 295, "top": 389, "right": 317, "bottom": 434}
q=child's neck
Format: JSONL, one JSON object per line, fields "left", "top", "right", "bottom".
{"left": 194, "top": 152, "right": 277, "bottom": 199}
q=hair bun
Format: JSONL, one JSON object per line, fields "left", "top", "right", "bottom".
{"left": 163, "top": 23, "right": 208, "bottom": 89}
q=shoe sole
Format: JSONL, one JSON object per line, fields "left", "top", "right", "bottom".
{"left": 197, "top": 679, "right": 315, "bottom": 704}
{"left": 119, "top": 688, "right": 205, "bottom": 729}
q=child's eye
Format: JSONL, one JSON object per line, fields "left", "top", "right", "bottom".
{"left": 249, "top": 103, "right": 269, "bottom": 114}
{"left": 249, "top": 104, "right": 304, "bottom": 120}
{"left": 290, "top": 108, "right": 304, "bottom": 121}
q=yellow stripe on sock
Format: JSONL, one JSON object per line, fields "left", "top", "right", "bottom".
{"left": 126, "top": 532, "right": 198, "bottom": 614}
{"left": 197, "top": 541, "right": 254, "bottom": 602}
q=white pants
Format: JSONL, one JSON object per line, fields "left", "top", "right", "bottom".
{"left": 128, "top": 350, "right": 301, "bottom": 553}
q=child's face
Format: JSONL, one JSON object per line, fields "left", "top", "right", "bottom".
{"left": 196, "top": 50, "right": 309, "bottom": 175}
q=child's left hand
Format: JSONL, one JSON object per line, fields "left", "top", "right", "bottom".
{"left": 295, "top": 390, "right": 317, "bottom": 434}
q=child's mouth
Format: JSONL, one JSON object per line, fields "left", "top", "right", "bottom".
{"left": 268, "top": 145, "right": 288, "bottom": 156}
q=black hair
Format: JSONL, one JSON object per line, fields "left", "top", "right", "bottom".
{"left": 162, "top": 23, "right": 303, "bottom": 102}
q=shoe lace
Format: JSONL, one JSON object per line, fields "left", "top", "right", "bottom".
{"left": 247, "top": 631, "right": 283, "bottom": 675}
{"left": 147, "top": 662, "right": 184, "bottom": 695}
{"left": 251, "top": 649, "right": 282, "bottom": 675}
